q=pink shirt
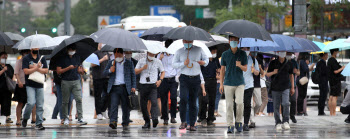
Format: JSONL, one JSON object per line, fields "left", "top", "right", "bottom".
{"left": 14, "top": 59, "right": 25, "bottom": 84}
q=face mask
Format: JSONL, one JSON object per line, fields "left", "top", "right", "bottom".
{"left": 125, "top": 54, "right": 132, "bottom": 59}
{"left": 184, "top": 43, "right": 193, "bottom": 49}
{"left": 115, "top": 57, "right": 124, "bottom": 63}
{"left": 291, "top": 54, "right": 296, "bottom": 59}
{"left": 245, "top": 51, "right": 250, "bottom": 56}
{"left": 336, "top": 53, "right": 340, "bottom": 57}
{"left": 230, "top": 41, "right": 238, "bottom": 48}
{"left": 250, "top": 52, "right": 257, "bottom": 57}
{"left": 212, "top": 53, "right": 217, "bottom": 58}
{"left": 0, "top": 59, "right": 6, "bottom": 64}
{"left": 32, "top": 50, "right": 39, "bottom": 54}
{"left": 148, "top": 56, "right": 155, "bottom": 61}
{"left": 68, "top": 51, "right": 76, "bottom": 56}
{"left": 278, "top": 52, "right": 287, "bottom": 58}
{"left": 286, "top": 55, "right": 292, "bottom": 60}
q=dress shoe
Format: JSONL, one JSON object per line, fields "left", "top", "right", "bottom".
{"left": 142, "top": 122, "right": 151, "bottom": 129}
{"left": 153, "top": 119, "right": 159, "bottom": 128}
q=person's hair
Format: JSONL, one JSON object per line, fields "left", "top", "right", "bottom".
{"left": 297, "top": 52, "right": 310, "bottom": 61}
{"left": 228, "top": 35, "right": 239, "bottom": 40}
{"left": 165, "top": 39, "right": 174, "bottom": 48}
{"left": 20, "top": 50, "right": 30, "bottom": 55}
{"left": 67, "top": 44, "right": 77, "bottom": 50}
{"left": 319, "top": 53, "right": 325, "bottom": 57}
{"left": 330, "top": 48, "right": 339, "bottom": 55}
{"left": 209, "top": 46, "right": 217, "bottom": 51}
{"left": 0, "top": 52, "right": 7, "bottom": 57}
{"left": 113, "top": 48, "right": 124, "bottom": 54}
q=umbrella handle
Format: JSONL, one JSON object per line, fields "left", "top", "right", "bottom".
{"left": 186, "top": 49, "right": 193, "bottom": 68}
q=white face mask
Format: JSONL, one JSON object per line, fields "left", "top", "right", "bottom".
{"left": 336, "top": 53, "right": 340, "bottom": 57}
{"left": 212, "top": 53, "right": 217, "bottom": 58}
{"left": 115, "top": 57, "right": 124, "bottom": 63}
{"left": 0, "top": 58, "right": 6, "bottom": 64}
{"left": 148, "top": 56, "right": 155, "bottom": 61}
{"left": 291, "top": 54, "right": 296, "bottom": 59}
{"left": 125, "top": 54, "right": 132, "bottom": 59}
{"left": 286, "top": 55, "right": 292, "bottom": 60}
{"left": 68, "top": 51, "right": 76, "bottom": 56}
{"left": 278, "top": 52, "right": 287, "bottom": 58}
{"left": 245, "top": 51, "right": 250, "bottom": 56}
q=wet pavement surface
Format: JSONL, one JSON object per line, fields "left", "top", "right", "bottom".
{"left": 0, "top": 79, "right": 350, "bottom": 138}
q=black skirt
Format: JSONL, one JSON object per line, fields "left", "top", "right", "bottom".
{"left": 12, "top": 84, "right": 27, "bottom": 103}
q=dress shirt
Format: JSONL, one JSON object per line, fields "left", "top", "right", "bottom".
{"left": 114, "top": 60, "right": 125, "bottom": 85}
{"left": 243, "top": 55, "right": 259, "bottom": 90}
{"left": 158, "top": 53, "right": 178, "bottom": 78}
{"left": 136, "top": 58, "right": 164, "bottom": 84}
{"left": 172, "top": 46, "right": 209, "bottom": 76}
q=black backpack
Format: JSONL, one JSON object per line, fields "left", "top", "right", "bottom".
{"left": 311, "top": 61, "right": 320, "bottom": 84}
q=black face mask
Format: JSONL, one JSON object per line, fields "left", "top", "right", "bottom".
{"left": 32, "top": 50, "right": 39, "bottom": 54}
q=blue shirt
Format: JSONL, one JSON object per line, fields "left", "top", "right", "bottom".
{"left": 201, "top": 58, "right": 220, "bottom": 78}
{"left": 22, "top": 54, "right": 48, "bottom": 88}
{"left": 114, "top": 59, "right": 125, "bottom": 85}
{"left": 243, "top": 56, "right": 259, "bottom": 90}
{"left": 172, "top": 46, "right": 209, "bottom": 76}
{"left": 221, "top": 49, "right": 248, "bottom": 86}
{"left": 57, "top": 54, "right": 81, "bottom": 81}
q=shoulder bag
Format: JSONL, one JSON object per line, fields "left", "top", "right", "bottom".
{"left": 28, "top": 56, "right": 45, "bottom": 84}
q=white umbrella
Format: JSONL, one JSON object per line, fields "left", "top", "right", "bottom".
{"left": 204, "top": 35, "right": 229, "bottom": 47}
{"left": 166, "top": 40, "right": 212, "bottom": 57}
{"left": 142, "top": 40, "right": 166, "bottom": 54}
{"left": 53, "top": 36, "right": 70, "bottom": 45}
{"left": 345, "top": 37, "right": 350, "bottom": 43}
{"left": 17, "top": 34, "right": 56, "bottom": 50}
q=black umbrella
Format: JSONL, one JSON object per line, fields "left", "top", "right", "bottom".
{"left": 163, "top": 26, "right": 215, "bottom": 41}
{"left": 211, "top": 20, "right": 273, "bottom": 41}
{"left": 47, "top": 35, "right": 98, "bottom": 70}
{"left": 0, "top": 31, "right": 15, "bottom": 53}
{"left": 140, "top": 26, "right": 173, "bottom": 41}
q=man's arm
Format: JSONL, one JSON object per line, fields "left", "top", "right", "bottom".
{"left": 91, "top": 55, "right": 108, "bottom": 67}
{"left": 103, "top": 60, "right": 113, "bottom": 77}
{"left": 290, "top": 74, "right": 295, "bottom": 95}
{"left": 57, "top": 65, "right": 75, "bottom": 74}
{"left": 37, "top": 68, "right": 48, "bottom": 74}
{"left": 130, "top": 61, "right": 136, "bottom": 92}
{"left": 172, "top": 51, "right": 185, "bottom": 69}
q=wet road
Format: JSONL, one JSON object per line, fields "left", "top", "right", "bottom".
{"left": 0, "top": 79, "right": 349, "bottom": 138}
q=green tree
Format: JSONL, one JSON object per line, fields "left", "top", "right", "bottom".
{"left": 71, "top": 0, "right": 96, "bottom": 35}
{"left": 0, "top": 1, "right": 33, "bottom": 35}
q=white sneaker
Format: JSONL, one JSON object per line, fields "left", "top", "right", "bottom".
{"left": 276, "top": 124, "right": 282, "bottom": 130}
{"left": 97, "top": 114, "right": 103, "bottom": 120}
{"left": 282, "top": 122, "right": 290, "bottom": 130}
{"left": 102, "top": 112, "right": 109, "bottom": 119}
{"left": 78, "top": 119, "right": 87, "bottom": 125}
{"left": 64, "top": 118, "right": 69, "bottom": 126}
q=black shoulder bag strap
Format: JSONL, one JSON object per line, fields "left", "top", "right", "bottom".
{"left": 268, "top": 59, "right": 289, "bottom": 94}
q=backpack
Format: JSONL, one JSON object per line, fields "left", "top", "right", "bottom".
{"left": 311, "top": 61, "right": 320, "bottom": 84}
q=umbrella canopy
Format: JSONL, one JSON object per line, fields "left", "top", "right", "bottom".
{"left": 163, "top": 26, "right": 215, "bottom": 41}
{"left": 345, "top": 37, "right": 350, "bottom": 43}
{"left": 47, "top": 35, "right": 98, "bottom": 70}
{"left": 85, "top": 53, "right": 100, "bottom": 65}
{"left": 313, "top": 41, "right": 326, "bottom": 50}
{"left": 323, "top": 39, "right": 350, "bottom": 52}
{"left": 17, "top": 34, "right": 56, "bottom": 50}
{"left": 142, "top": 40, "right": 166, "bottom": 54}
{"left": 204, "top": 35, "right": 229, "bottom": 47}
{"left": 240, "top": 38, "right": 278, "bottom": 48}
{"left": 53, "top": 36, "right": 71, "bottom": 46}
{"left": 4, "top": 32, "right": 24, "bottom": 42}
{"left": 166, "top": 40, "right": 212, "bottom": 57}
{"left": 341, "top": 63, "right": 350, "bottom": 76}
{"left": 90, "top": 28, "right": 147, "bottom": 51}
{"left": 292, "top": 37, "right": 321, "bottom": 52}
{"left": 140, "top": 26, "right": 173, "bottom": 41}
{"left": 257, "top": 34, "right": 303, "bottom": 52}
{"left": 210, "top": 20, "right": 273, "bottom": 41}
{"left": 0, "top": 31, "right": 15, "bottom": 53}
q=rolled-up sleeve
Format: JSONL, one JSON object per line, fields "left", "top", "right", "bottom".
{"left": 201, "top": 49, "right": 209, "bottom": 67}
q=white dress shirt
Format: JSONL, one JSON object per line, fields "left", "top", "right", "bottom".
{"left": 136, "top": 58, "right": 164, "bottom": 84}
{"left": 114, "top": 60, "right": 125, "bottom": 85}
{"left": 158, "top": 53, "right": 178, "bottom": 78}
{"left": 172, "top": 46, "right": 209, "bottom": 76}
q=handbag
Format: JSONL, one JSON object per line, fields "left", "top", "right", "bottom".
{"left": 298, "top": 61, "right": 309, "bottom": 86}
{"left": 28, "top": 56, "right": 45, "bottom": 84}
{"left": 0, "top": 66, "right": 16, "bottom": 92}
{"left": 128, "top": 92, "right": 140, "bottom": 110}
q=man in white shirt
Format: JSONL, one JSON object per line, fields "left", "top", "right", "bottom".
{"left": 135, "top": 51, "right": 165, "bottom": 128}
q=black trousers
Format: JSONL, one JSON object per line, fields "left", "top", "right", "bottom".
{"left": 93, "top": 78, "right": 109, "bottom": 115}
{"left": 0, "top": 88, "right": 11, "bottom": 116}
{"left": 340, "top": 105, "right": 350, "bottom": 118}
{"left": 318, "top": 81, "right": 329, "bottom": 114}
{"left": 244, "top": 88, "right": 254, "bottom": 125}
{"left": 198, "top": 78, "right": 217, "bottom": 122}
{"left": 159, "top": 77, "right": 178, "bottom": 120}
{"left": 290, "top": 88, "right": 297, "bottom": 118}
{"left": 297, "top": 83, "right": 308, "bottom": 113}
{"left": 139, "top": 84, "right": 158, "bottom": 123}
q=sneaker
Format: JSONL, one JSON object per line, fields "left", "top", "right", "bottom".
{"left": 249, "top": 122, "right": 256, "bottom": 128}
{"left": 78, "top": 119, "right": 88, "bottom": 125}
{"left": 6, "top": 118, "right": 13, "bottom": 123}
{"left": 35, "top": 124, "right": 45, "bottom": 130}
{"left": 227, "top": 126, "right": 234, "bottom": 133}
{"left": 170, "top": 118, "right": 177, "bottom": 123}
{"left": 102, "top": 112, "right": 109, "bottom": 119}
{"left": 235, "top": 123, "right": 243, "bottom": 132}
{"left": 201, "top": 119, "right": 207, "bottom": 127}
{"left": 64, "top": 119, "right": 69, "bottom": 126}
{"left": 22, "top": 119, "right": 28, "bottom": 128}
{"left": 207, "top": 120, "right": 214, "bottom": 127}
{"left": 109, "top": 121, "right": 117, "bottom": 129}
{"left": 97, "top": 114, "right": 103, "bottom": 120}
{"left": 243, "top": 124, "right": 250, "bottom": 131}
{"left": 282, "top": 122, "right": 290, "bottom": 130}
{"left": 276, "top": 124, "right": 282, "bottom": 130}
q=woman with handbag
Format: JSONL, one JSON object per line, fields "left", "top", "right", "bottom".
{"left": 0, "top": 52, "right": 14, "bottom": 124}
{"left": 296, "top": 53, "right": 315, "bottom": 116}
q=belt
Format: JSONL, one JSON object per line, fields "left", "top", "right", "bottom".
{"left": 113, "top": 84, "right": 126, "bottom": 87}
{"left": 164, "top": 77, "right": 175, "bottom": 80}
{"left": 140, "top": 83, "right": 156, "bottom": 86}
{"left": 205, "top": 77, "right": 216, "bottom": 80}
{"left": 181, "top": 74, "right": 199, "bottom": 78}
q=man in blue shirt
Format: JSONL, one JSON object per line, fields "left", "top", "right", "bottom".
{"left": 220, "top": 36, "right": 248, "bottom": 133}
{"left": 172, "top": 39, "right": 209, "bottom": 131}
{"left": 57, "top": 44, "right": 87, "bottom": 126}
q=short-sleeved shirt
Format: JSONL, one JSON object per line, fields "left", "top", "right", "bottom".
{"left": 22, "top": 54, "right": 48, "bottom": 88}
{"left": 327, "top": 57, "right": 342, "bottom": 85}
{"left": 267, "top": 58, "right": 294, "bottom": 91}
{"left": 221, "top": 49, "right": 248, "bottom": 86}
{"left": 201, "top": 58, "right": 220, "bottom": 78}
{"left": 14, "top": 58, "right": 26, "bottom": 84}
{"left": 57, "top": 54, "right": 81, "bottom": 81}
{"left": 91, "top": 50, "right": 108, "bottom": 80}
{"left": 243, "top": 56, "right": 259, "bottom": 90}
{"left": 298, "top": 60, "right": 309, "bottom": 79}
{"left": 136, "top": 58, "right": 164, "bottom": 84}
